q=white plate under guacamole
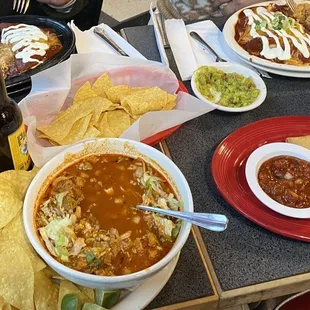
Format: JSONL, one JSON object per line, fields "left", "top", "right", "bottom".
{"left": 191, "top": 63, "right": 267, "bottom": 113}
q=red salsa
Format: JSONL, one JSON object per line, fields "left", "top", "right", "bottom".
{"left": 258, "top": 156, "right": 310, "bottom": 208}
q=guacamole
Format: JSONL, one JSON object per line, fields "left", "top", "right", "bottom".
{"left": 194, "top": 66, "right": 260, "bottom": 108}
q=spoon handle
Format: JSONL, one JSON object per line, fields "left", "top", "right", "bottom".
{"left": 137, "top": 205, "right": 228, "bottom": 232}
{"left": 189, "top": 31, "right": 225, "bottom": 63}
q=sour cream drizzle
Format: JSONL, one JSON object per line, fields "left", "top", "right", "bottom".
{"left": 1, "top": 24, "right": 49, "bottom": 64}
{"left": 244, "top": 7, "right": 310, "bottom": 60}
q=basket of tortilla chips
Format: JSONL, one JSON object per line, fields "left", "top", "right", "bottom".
{"left": 19, "top": 54, "right": 213, "bottom": 167}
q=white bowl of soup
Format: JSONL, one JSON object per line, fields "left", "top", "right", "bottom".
{"left": 23, "top": 138, "right": 193, "bottom": 289}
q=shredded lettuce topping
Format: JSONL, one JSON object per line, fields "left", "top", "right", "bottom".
{"left": 39, "top": 216, "right": 81, "bottom": 262}
{"left": 255, "top": 13, "right": 296, "bottom": 31}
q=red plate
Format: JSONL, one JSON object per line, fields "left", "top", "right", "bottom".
{"left": 212, "top": 116, "right": 310, "bottom": 242}
{"left": 142, "top": 81, "right": 188, "bottom": 146}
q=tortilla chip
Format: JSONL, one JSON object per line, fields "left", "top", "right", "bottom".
{"left": 83, "top": 126, "right": 102, "bottom": 139}
{"left": 97, "top": 113, "right": 118, "bottom": 138}
{"left": 162, "top": 94, "right": 176, "bottom": 110}
{"left": 92, "top": 73, "right": 114, "bottom": 98}
{"left": 0, "top": 182, "right": 22, "bottom": 229}
{"left": 121, "top": 87, "right": 168, "bottom": 115}
{"left": 73, "top": 82, "right": 98, "bottom": 104}
{"left": 88, "top": 98, "right": 114, "bottom": 127}
{"left": 58, "top": 114, "right": 92, "bottom": 145}
{"left": 34, "top": 271, "right": 59, "bottom": 310}
{"left": 37, "top": 98, "right": 105, "bottom": 142}
{"left": 131, "top": 87, "right": 151, "bottom": 92}
{"left": 0, "top": 169, "right": 36, "bottom": 200}
{"left": 58, "top": 281, "right": 91, "bottom": 310}
{"left": 106, "top": 85, "right": 132, "bottom": 104}
{"left": 38, "top": 134, "right": 50, "bottom": 139}
{"left": 0, "top": 211, "right": 46, "bottom": 273}
{"left": 106, "top": 110, "right": 131, "bottom": 137}
{"left": 286, "top": 136, "right": 310, "bottom": 149}
{"left": 54, "top": 111, "right": 66, "bottom": 121}
{"left": 76, "top": 286, "right": 95, "bottom": 303}
{"left": 0, "top": 243, "right": 34, "bottom": 310}
{"left": 0, "top": 296, "right": 12, "bottom": 310}
{"left": 49, "top": 139, "right": 59, "bottom": 146}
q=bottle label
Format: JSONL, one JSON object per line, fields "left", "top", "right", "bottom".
{"left": 8, "top": 123, "right": 31, "bottom": 170}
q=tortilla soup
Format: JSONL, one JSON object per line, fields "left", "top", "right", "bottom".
{"left": 35, "top": 154, "right": 182, "bottom": 276}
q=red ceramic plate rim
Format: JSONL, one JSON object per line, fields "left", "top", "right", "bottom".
{"left": 211, "top": 116, "right": 310, "bottom": 242}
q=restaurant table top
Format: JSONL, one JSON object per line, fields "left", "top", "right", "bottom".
{"left": 121, "top": 20, "right": 310, "bottom": 308}
{"left": 12, "top": 17, "right": 310, "bottom": 310}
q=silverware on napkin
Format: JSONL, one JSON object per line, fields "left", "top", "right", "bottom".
{"left": 94, "top": 27, "right": 129, "bottom": 57}
{"left": 137, "top": 205, "right": 229, "bottom": 232}
{"left": 189, "top": 31, "right": 271, "bottom": 78}
{"left": 190, "top": 31, "right": 226, "bottom": 63}
{"left": 154, "top": 10, "right": 170, "bottom": 49}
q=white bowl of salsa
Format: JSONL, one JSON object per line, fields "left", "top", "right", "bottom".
{"left": 23, "top": 138, "right": 193, "bottom": 289}
{"left": 246, "top": 142, "right": 310, "bottom": 218}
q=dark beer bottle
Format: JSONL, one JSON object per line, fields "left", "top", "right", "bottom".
{"left": 0, "top": 73, "right": 31, "bottom": 172}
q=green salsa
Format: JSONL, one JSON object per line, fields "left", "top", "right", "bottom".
{"left": 194, "top": 66, "right": 260, "bottom": 108}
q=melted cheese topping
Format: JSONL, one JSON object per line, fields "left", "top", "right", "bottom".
{"left": 1, "top": 24, "right": 49, "bottom": 64}
{"left": 244, "top": 7, "right": 310, "bottom": 61}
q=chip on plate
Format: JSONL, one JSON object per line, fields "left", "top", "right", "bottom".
{"left": 286, "top": 136, "right": 310, "bottom": 149}
{"left": 0, "top": 169, "right": 36, "bottom": 200}
{"left": 0, "top": 211, "right": 46, "bottom": 273}
{"left": 34, "top": 271, "right": 59, "bottom": 310}
{"left": 0, "top": 243, "right": 34, "bottom": 310}
{"left": 0, "top": 182, "right": 23, "bottom": 229}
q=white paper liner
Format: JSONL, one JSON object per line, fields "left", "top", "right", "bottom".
{"left": 19, "top": 53, "right": 214, "bottom": 167}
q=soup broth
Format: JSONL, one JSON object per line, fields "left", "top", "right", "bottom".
{"left": 35, "top": 154, "right": 182, "bottom": 276}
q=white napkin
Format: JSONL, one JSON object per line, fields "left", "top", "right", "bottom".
{"left": 165, "top": 19, "right": 267, "bottom": 81}
{"left": 70, "top": 21, "right": 146, "bottom": 60}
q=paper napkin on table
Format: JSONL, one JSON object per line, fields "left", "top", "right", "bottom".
{"left": 70, "top": 21, "right": 146, "bottom": 59}
{"left": 165, "top": 19, "right": 266, "bottom": 81}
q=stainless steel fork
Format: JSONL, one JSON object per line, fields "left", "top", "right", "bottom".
{"left": 13, "top": 0, "right": 31, "bottom": 14}
{"left": 286, "top": 0, "right": 297, "bottom": 13}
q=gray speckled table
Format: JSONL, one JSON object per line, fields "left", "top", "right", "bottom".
{"left": 122, "top": 22, "right": 310, "bottom": 308}
{"left": 146, "top": 233, "right": 214, "bottom": 310}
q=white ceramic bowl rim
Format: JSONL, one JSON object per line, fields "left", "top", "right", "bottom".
{"left": 23, "top": 138, "right": 193, "bottom": 284}
{"left": 223, "top": 0, "right": 310, "bottom": 73}
{"left": 191, "top": 63, "right": 267, "bottom": 113}
{"left": 245, "top": 142, "right": 310, "bottom": 219}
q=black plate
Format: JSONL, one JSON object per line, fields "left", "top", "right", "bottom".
{"left": 0, "top": 15, "right": 76, "bottom": 94}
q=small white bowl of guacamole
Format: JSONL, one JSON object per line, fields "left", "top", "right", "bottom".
{"left": 191, "top": 63, "right": 267, "bottom": 112}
